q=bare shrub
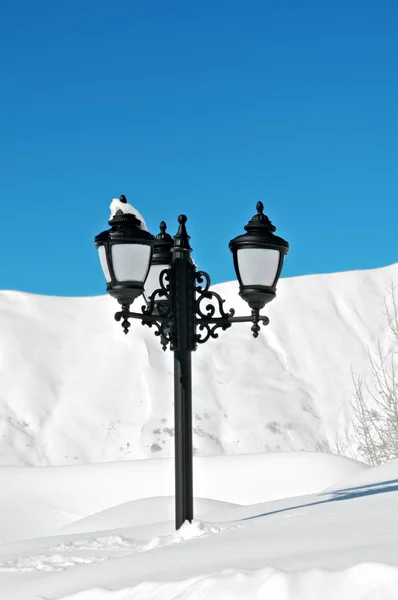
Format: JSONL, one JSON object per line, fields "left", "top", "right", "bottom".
{"left": 333, "top": 281, "right": 398, "bottom": 466}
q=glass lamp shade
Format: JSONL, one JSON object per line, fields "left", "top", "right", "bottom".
{"left": 94, "top": 208, "right": 155, "bottom": 306}
{"left": 236, "top": 248, "right": 281, "bottom": 287}
{"left": 111, "top": 244, "right": 151, "bottom": 283}
{"left": 98, "top": 245, "right": 111, "bottom": 283}
{"left": 229, "top": 202, "right": 289, "bottom": 309}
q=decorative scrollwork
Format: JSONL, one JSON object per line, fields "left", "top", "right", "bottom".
{"left": 195, "top": 271, "right": 235, "bottom": 321}
{"left": 140, "top": 268, "right": 173, "bottom": 349}
{"left": 195, "top": 270, "right": 211, "bottom": 294}
{"left": 114, "top": 269, "right": 174, "bottom": 347}
{"left": 115, "top": 304, "right": 132, "bottom": 335}
{"left": 142, "top": 319, "right": 173, "bottom": 351}
{"left": 142, "top": 269, "right": 172, "bottom": 318}
{"left": 114, "top": 265, "right": 270, "bottom": 345}
{"left": 194, "top": 270, "right": 235, "bottom": 345}
{"left": 195, "top": 322, "right": 232, "bottom": 345}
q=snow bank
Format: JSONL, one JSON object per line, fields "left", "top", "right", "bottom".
{"left": 57, "top": 498, "right": 238, "bottom": 536}
{"left": 35, "top": 563, "right": 398, "bottom": 600}
{"left": 322, "top": 456, "right": 398, "bottom": 494}
{"left": 0, "top": 262, "right": 397, "bottom": 466}
{"left": 0, "top": 457, "right": 396, "bottom": 600}
{"left": 0, "top": 452, "right": 366, "bottom": 543}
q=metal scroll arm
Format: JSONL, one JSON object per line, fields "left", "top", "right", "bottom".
{"left": 194, "top": 271, "right": 270, "bottom": 343}
{"left": 115, "top": 267, "right": 270, "bottom": 347}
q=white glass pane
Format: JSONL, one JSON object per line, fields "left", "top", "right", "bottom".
{"left": 144, "top": 264, "right": 170, "bottom": 299}
{"left": 111, "top": 244, "right": 151, "bottom": 283}
{"left": 98, "top": 245, "right": 111, "bottom": 283}
{"left": 237, "top": 248, "right": 280, "bottom": 286}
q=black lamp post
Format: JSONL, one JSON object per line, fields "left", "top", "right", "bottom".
{"left": 95, "top": 197, "right": 289, "bottom": 530}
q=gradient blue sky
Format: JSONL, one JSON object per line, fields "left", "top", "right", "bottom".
{"left": 0, "top": 0, "right": 397, "bottom": 296}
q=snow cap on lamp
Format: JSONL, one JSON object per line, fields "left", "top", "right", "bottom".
{"left": 94, "top": 195, "right": 154, "bottom": 307}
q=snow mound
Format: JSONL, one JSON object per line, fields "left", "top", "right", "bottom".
{"left": 322, "top": 456, "right": 398, "bottom": 494}
{"left": 0, "top": 454, "right": 396, "bottom": 600}
{"left": 57, "top": 497, "right": 239, "bottom": 536}
{"left": 0, "top": 452, "right": 366, "bottom": 543}
{"left": 0, "top": 262, "right": 397, "bottom": 466}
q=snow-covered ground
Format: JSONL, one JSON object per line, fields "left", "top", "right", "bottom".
{"left": 1, "top": 262, "right": 397, "bottom": 465}
{"left": 1, "top": 262, "right": 398, "bottom": 598}
{"left": 2, "top": 453, "right": 398, "bottom": 599}
{"left": 0, "top": 451, "right": 366, "bottom": 544}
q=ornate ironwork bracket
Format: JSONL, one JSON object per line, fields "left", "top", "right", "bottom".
{"left": 115, "top": 268, "right": 174, "bottom": 350}
{"left": 194, "top": 270, "right": 269, "bottom": 342}
{"left": 194, "top": 270, "right": 234, "bottom": 344}
{"left": 114, "top": 267, "right": 270, "bottom": 349}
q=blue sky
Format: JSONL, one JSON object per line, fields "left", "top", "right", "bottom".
{"left": 0, "top": 0, "right": 397, "bottom": 296}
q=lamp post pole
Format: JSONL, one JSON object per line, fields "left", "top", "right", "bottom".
{"left": 94, "top": 198, "right": 289, "bottom": 530}
{"left": 172, "top": 215, "right": 195, "bottom": 528}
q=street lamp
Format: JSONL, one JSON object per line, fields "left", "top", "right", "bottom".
{"left": 94, "top": 195, "right": 155, "bottom": 315}
{"left": 95, "top": 196, "right": 289, "bottom": 529}
{"left": 229, "top": 200, "right": 289, "bottom": 337}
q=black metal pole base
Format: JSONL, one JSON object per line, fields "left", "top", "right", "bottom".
{"left": 174, "top": 349, "right": 193, "bottom": 529}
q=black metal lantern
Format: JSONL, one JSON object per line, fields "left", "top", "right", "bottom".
{"left": 229, "top": 201, "right": 289, "bottom": 311}
{"left": 94, "top": 195, "right": 155, "bottom": 306}
{"left": 143, "top": 221, "right": 174, "bottom": 302}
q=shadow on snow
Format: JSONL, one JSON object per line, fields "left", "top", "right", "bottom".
{"left": 240, "top": 478, "right": 398, "bottom": 522}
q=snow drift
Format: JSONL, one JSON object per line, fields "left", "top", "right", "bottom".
{"left": 0, "top": 457, "right": 396, "bottom": 600}
{"left": 0, "top": 451, "right": 366, "bottom": 543}
{"left": 1, "top": 262, "right": 397, "bottom": 466}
